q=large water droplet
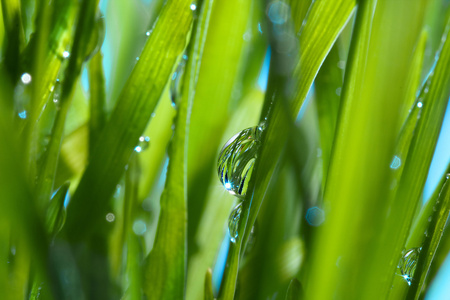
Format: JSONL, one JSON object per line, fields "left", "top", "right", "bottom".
{"left": 170, "top": 55, "right": 188, "bottom": 108}
{"left": 134, "top": 136, "right": 150, "bottom": 153}
{"left": 267, "top": 1, "right": 290, "bottom": 24}
{"left": 228, "top": 203, "right": 242, "bottom": 243}
{"left": 399, "top": 248, "right": 421, "bottom": 286}
{"left": 133, "top": 219, "right": 147, "bottom": 235}
{"left": 217, "top": 126, "right": 262, "bottom": 197}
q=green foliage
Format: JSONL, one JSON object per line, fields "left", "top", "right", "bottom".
{"left": 0, "top": 0, "right": 450, "bottom": 299}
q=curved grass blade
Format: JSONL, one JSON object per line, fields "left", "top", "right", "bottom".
{"left": 218, "top": 1, "right": 356, "bottom": 298}
{"left": 65, "top": 0, "right": 195, "bottom": 240}
{"left": 142, "top": 1, "right": 212, "bottom": 298}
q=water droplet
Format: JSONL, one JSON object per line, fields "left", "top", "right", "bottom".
{"left": 243, "top": 31, "right": 252, "bottom": 41}
{"left": 106, "top": 213, "right": 115, "bottom": 222}
{"left": 170, "top": 55, "right": 188, "bottom": 108}
{"left": 228, "top": 203, "right": 242, "bottom": 243}
{"left": 335, "top": 87, "right": 342, "bottom": 96}
{"left": 399, "top": 248, "right": 421, "bottom": 286}
{"left": 146, "top": 30, "right": 151, "bottom": 36}
{"left": 306, "top": 206, "right": 325, "bottom": 226}
{"left": 84, "top": 12, "right": 106, "bottom": 61}
{"left": 52, "top": 79, "right": 61, "bottom": 108}
{"left": 245, "top": 223, "right": 257, "bottom": 254}
{"left": 337, "top": 60, "right": 346, "bottom": 69}
{"left": 417, "top": 102, "right": 423, "bottom": 108}
{"left": 134, "top": 136, "right": 150, "bottom": 153}
{"left": 136, "top": 57, "right": 140, "bottom": 61}
{"left": 433, "top": 206, "right": 437, "bottom": 212}
{"left": 217, "top": 127, "right": 262, "bottom": 197}
{"left": 390, "top": 156, "right": 401, "bottom": 170}
{"left": 21, "top": 73, "right": 32, "bottom": 84}
{"left": 446, "top": 173, "right": 450, "bottom": 179}
{"left": 18, "top": 110, "right": 27, "bottom": 119}
{"left": 62, "top": 51, "right": 70, "bottom": 59}
{"left": 132, "top": 219, "right": 147, "bottom": 235}
{"left": 267, "top": 1, "right": 290, "bottom": 24}
{"left": 316, "top": 148, "right": 322, "bottom": 158}
{"left": 258, "top": 23, "right": 263, "bottom": 34}
{"left": 190, "top": 3, "right": 197, "bottom": 10}
{"left": 428, "top": 216, "right": 432, "bottom": 222}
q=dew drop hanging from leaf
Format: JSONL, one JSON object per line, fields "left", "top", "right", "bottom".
{"left": 217, "top": 126, "right": 262, "bottom": 197}
{"left": 169, "top": 54, "right": 188, "bottom": 108}
{"left": 398, "top": 247, "right": 421, "bottom": 286}
{"left": 228, "top": 202, "right": 242, "bottom": 243}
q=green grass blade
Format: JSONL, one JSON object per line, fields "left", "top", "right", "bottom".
{"left": 34, "top": 0, "right": 99, "bottom": 213}
{"left": 65, "top": 0, "right": 194, "bottom": 240}
{"left": 285, "top": 278, "right": 302, "bottom": 300}
{"left": 408, "top": 174, "right": 450, "bottom": 299}
{"left": 88, "top": 51, "right": 106, "bottom": 159}
{"left": 142, "top": 0, "right": 212, "bottom": 298}
{"left": 218, "top": 1, "right": 356, "bottom": 298}
{"left": 314, "top": 43, "right": 343, "bottom": 187}
{"left": 187, "top": 0, "right": 253, "bottom": 250}
{"left": 305, "top": 0, "right": 428, "bottom": 299}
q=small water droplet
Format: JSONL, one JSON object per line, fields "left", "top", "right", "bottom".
{"left": 258, "top": 23, "right": 263, "bottom": 34}
{"left": 267, "top": 1, "right": 290, "bottom": 24}
{"left": 243, "top": 31, "right": 252, "bottom": 41}
{"left": 217, "top": 127, "right": 262, "bottom": 197}
{"left": 190, "top": 3, "right": 197, "bottom": 10}
{"left": 337, "top": 60, "right": 346, "bottom": 69}
{"left": 390, "top": 156, "right": 401, "bottom": 170}
{"left": 136, "top": 57, "right": 140, "bottom": 61}
{"left": 62, "top": 51, "right": 70, "bottom": 59}
{"left": 417, "top": 102, "right": 423, "bottom": 108}
{"left": 21, "top": 73, "right": 32, "bottom": 84}
{"left": 228, "top": 203, "right": 242, "bottom": 243}
{"left": 18, "top": 110, "right": 27, "bottom": 119}
{"left": 399, "top": 248, "right": 420, "bottom": 286}
{"left": 245, "top": 222, "right": 257, "bottom": 254}
{"left": 428, "top": 216, "right": 432, "bottom": 222}
{"left": 433, "top": 206, "right": 437, "bottom": 212}
{"left": 335, "top": 87, "right": 342, "bottom": 96}
{"left": 134, "top": 136, "right": 150, "bottom": 153}
{"left": 306, "top": 206, "right": 325, "bottom": 226}
{"left": 106, "top": 213, "right": 115, "bottom": 222}
{"left": 170, "top": 55, "right": 188, "bottom": 108}
{"left": 317, "top": 148, "right": 322, "bottom": 158}
{"left": 132, "top": 219, "right": 147, "bottom": 235}
{"left": 146, "top": 30, "right": 151, "bottom": 36}
{"left": 446, "top": 173, "right": 450, "bottom": 179}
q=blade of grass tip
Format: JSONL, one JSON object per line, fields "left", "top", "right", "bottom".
{"left": 288, "top": 0, "right": 312, "bottom": 33}
{"left": 285, "top": 278, "right": 302, "bottom": 300}
{"left": 142, "top": 1, "right": 211, "bottom": 299}
{"left": 34, "top": 0, "right": 99, "bottom": 213}
{"left": 88, "top": 51, "right": 106, "bottom": 159}
{"left": 407, "top": 174, "right": 450, "bottom": 299}
{"left": 204, "top": 268, "right": 214, "bottom": 300}
{"left": 0, "top": 0, "right": 25, "bottom": 79}
{"left": 218, "top": 1, "right": 356, "bottom": 298}
{"left": 380, "top": 19, "right": 450, "bottom": 298}
{"left": 314, "top": 43, "right": 343, "bottom": 189}
{"left": 307, "top": 0, "right": 428, "bottom": 299}
{"left": 65, "top": 0, "right": 195, "bottom": 241}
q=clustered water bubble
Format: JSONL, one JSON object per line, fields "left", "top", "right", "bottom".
{"left": 217, "top": 124, "right": 265, "bottom": 243}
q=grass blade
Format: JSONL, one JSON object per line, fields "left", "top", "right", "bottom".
{"left": 143, "top": 0, "right": 212, "bottom": 298}
{"left": 408, "top": 174, "right": 450, "bottom": 299}
{"left": 285, "top": 278, "right": 302, "bottom": 300}
{"left": 88, "top": 51, "right": 107, "bottom": 159}
{"left": 218, "top": 1, "right": 356, "bottom": 298}
{"left": 204, "top": 268, "right": 214, "bottom": 300}
{"left": 65, "top": 0, "right": 195, "bottom": 240}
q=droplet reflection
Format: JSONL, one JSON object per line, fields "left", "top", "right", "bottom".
{"left": 228, "top": 203, "right": 242, "bottom": 243}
